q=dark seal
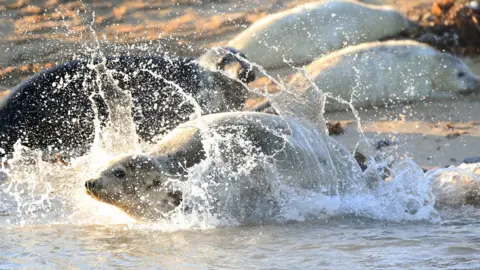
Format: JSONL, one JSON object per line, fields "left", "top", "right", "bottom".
{"left": 0, "top": 48, "right": 255, "bottom": 159}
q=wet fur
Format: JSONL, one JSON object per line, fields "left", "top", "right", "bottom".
{"left": 285, "top": 40, "right": 479, "bottom": 114}
{"left": 0, "top": 52, "right": 254, "bottom": 159}
{"left": 86, "top": 112, "right": 363, "bottom": 220}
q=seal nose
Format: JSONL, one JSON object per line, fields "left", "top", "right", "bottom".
{"left": 85, "top": 179, "right": 96, "bottom": 191}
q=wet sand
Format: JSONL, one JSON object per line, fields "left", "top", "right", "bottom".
{"left": 327, "top": 98, "right": 480, "bottom": 170}
{"left": 0, "top": 0, "right": 432, "bottom": 89}
{"left": 1, "top": 0, "right": 479, "bottom": 169}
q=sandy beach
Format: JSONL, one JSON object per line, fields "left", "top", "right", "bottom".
{"left": 0, "top": 0, "right": 479, "bottom": 170}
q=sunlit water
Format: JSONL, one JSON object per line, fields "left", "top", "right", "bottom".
{"left": 2, "top": 218, "right": 480, "bottom": 269}
{"left": 2, "top": 9, "right": 480, "bottom": 270}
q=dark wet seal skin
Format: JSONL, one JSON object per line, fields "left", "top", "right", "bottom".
{"left": 0, "top": 50, "right": 255, "bottom": 160}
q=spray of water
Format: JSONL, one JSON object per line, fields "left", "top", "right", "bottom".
{"left": 1, "top": 20, "right": 480, "bottom": 231}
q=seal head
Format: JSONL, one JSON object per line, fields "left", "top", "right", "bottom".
{"left": 434, "top": 53, "right": 479, "bottom": 95}
{"left": 85, "top": 154, "right": 183, "bottom": 219}
{"left": 197, "top": 47, "right": 256, "bottom": 83}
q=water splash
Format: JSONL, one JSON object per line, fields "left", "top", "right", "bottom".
{"left": 85, "top": 12, "right": 139, "bottom": 155}
{"left": 1, "top": 32, "right": 480, "bottom": 231}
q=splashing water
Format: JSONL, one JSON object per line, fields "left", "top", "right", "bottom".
{"left": 1, "top": 40, "right": 480, "bottom": 232}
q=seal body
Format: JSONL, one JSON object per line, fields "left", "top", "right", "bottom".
{"left": 284, "top": 40, "right": 479, "bottom": 114}
{"left": 85, "top": 112, "right": 363, "bottom": 220}
{"left": 428, "top": 163, "right": 480, "bottom": 208}
{"left": 0, "top": 52, "right": 254, "bottom": 158}
{"left": 228, "top": 0, "right": 412, "bottom": 69}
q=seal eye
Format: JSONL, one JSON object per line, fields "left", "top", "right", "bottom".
{"left": 113, "top": 168, "right": 126, "bottom": 179}
{"left": 458, "top": 72, "right": 466, "bottom": 78}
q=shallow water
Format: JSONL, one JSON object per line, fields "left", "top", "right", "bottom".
{"left": 2, "top": 218, "right": 480, "bottom": 269}
{"left": 1, "top": 159, "right": 480, "bottom": 269}
{"left": 2, "top": 1, "right": 480, "bottom": 269}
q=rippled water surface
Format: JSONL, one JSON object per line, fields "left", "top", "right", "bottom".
{"left": 2, "top": 218, "right": 480, "bottom": 269}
